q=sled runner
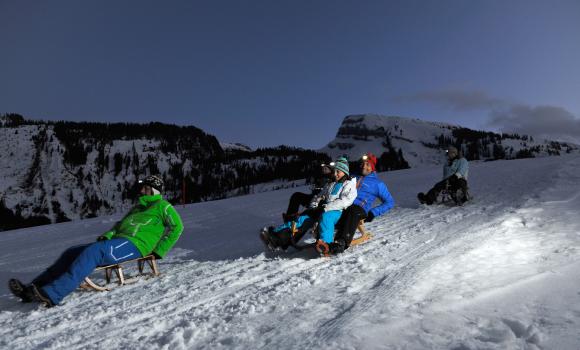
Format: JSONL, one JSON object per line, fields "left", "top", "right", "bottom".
{"left": 81, "top": 255, "right": 160, "bottom": 292}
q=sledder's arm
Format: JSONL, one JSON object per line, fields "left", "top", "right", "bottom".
{"left": 309, "top": 182, "right": 332, "bottom": 208}
{"left": 152, "top": 203, "right": 184, "bottom": 258}
{"left": 97, "top": 209, "right": 134, "bottom": 241}
{"left": 368, "top": 182, "right": 394, "bottom": 218}
{"left": 444, "top": 158, "right": 469, "bottom": 180}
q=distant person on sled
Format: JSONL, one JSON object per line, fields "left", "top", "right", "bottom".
{"left": 330, "top": 153, "right": 395, "bottom": 254}
{"left": 282, "top": 163, "right": 334, "bottom": 223}
{"left": 8, "top": 175, "right": 184, "bottom": 307}
{"left": 417, "top": 146, "right": 470, "bottom": 205}
{"left": 260, "top": 157, "right": 357, "bottom": 252}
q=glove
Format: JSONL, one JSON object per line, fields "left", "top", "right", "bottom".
{"left": 96, "top": 236, "right": 108, "bottom": 242}
{"left": 365, "top": 211, "right": 376, "bottom": 223}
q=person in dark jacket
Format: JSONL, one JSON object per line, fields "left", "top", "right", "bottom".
{"left": 418, "top": 146, "right": 469, "bottom": 205}
{"left": 331, "top": 153, "right": 395, "bottom": 254}
{"left": 282, "top": 163, "right": 334, "bottom": 222}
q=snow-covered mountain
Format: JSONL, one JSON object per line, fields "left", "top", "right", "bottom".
{"left": 321, "top": 114, "right": 578, "bottom": 169}
{"left": 219, "top": 142, "right": 253, "bottom": 152}
{"left": 1, "top": 154, "right": 580, "bottom": 349}
{"left": 0, "top": 114, "right": 328, "bottom": 230}
{"left": 3, "top": 112, "right": 578, "bottom": 232}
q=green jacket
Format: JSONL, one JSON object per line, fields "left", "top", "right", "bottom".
{"left": 100, "top": 194, "right": 184, "bottom": 258}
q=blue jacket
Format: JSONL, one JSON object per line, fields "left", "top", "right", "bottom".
{"left": 352, "top": 172, "right": 395, "bottom": 217}
{"left": 443, "top": 157, "right": 469, "bottom": 180}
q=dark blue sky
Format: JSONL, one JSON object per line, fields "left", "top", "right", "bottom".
{"left": 1, "top": 0, "right": 579, "bottom": 148}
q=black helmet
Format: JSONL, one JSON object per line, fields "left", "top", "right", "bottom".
{"left": 139, "top": 175, "right": 164, "bottom": 193}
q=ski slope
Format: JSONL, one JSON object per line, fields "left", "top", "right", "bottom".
{"left": 1, "top": 155, "right": 580, "bottom": 349}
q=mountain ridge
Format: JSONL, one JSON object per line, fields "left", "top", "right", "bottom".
{"left": 1, "top": 112, "right": 577, "bottom": 231}
{"left": 320, "top": 114, "right": 577, "bottom": 169}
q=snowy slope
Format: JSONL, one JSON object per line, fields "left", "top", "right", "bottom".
{"left": 1, "top": 155, "right": 580, "bottom": 349}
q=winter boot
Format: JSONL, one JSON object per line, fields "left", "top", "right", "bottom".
{"left": 417, "top": 192, "right": 427, "bottom": 204}
{"left": 424, "top": 190, "right": 437, "bottom": 205}
{"left": 30, "top": 284, "right": 55, "bottom": 308}
{"left": 315, "top": 240, "right": 330, "bottom": 257}
{"left": 329, "top": 240, "right": 346, "bottom": 255}
{"left": 260, "top": 227, "right": 277, "bottom": 251}
{"left": 270, "top": 227, "right": 292, "bottom": 250}
{"left": 8, "top": 278, "right": 34, "bottom": 303}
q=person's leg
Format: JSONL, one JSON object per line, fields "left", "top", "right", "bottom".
{"left": 40, "top": 238, "right": 141, "bottom": 305}
{"left": 273, "top": 214, "right": 311, "bottom": 233}
{"left": 458, "top": 178, "right": 469, "bottom": 201}
{"left": 425, "top": 179, "right": 450, "bottom": 204}
{"left": 318, "top": 210, "right": 343, "bottom": 243}
{"left": 342, "top": 206, "right": 367, "bottom": 248}
{"left": 333, "top": 205, "right": 354, "bottom": 247}
{"left": 31, "top": 244, "right": 90, "bottom": 288}
{"left": 333, "top": 205, "right": 367, "bottom": 251}
{"left": 447, "top": 176, "right": 469, "bottom": 203}
{"left": 286, "top": 192, "right": 314, "bottom": 217}
{"left": 270, "top": 215, "right": 315, "bottom": 248}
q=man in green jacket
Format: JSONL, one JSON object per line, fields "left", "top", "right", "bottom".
{"left": 8, "top": 175, "right": 184, "bottom": 307}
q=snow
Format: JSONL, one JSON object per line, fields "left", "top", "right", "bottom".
{"left": 320, "top": 114, "right": 579, "bottom": 168}
{"left": 1, "top": 154, "right": 580, "bottom": 349}
{"left": 219, "top": 142, "right": 253, "bottom": 152}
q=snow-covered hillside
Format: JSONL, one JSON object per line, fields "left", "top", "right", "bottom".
{"left": 1, "top": 154, "right": 580, "bottom": 349}
{"left": 0, "top": 116, "right": 328, "bottom": 230}
{"left": 321, "top": 114, "right": 578, "bottom": 168}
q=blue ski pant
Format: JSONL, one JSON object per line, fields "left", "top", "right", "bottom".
{"left": 34, "top": 238, "right": 142, "bottom": 305}
{"left": 274, "top": 210, "right": 343, "bottom": 243}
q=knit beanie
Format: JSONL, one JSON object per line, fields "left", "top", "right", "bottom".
{"left": 332, "top": 156, "right": 350, "bottom": 176}
{"left": 362, "top": 153, "right": 377, "bottom": 171}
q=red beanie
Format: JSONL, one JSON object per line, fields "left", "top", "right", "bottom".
{"left": 364, "top": 153, "right": 377, "bottom": 171}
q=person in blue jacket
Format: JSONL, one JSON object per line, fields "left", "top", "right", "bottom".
{"left": 331, "top": 153, "right": 395, "bottom": 254}
{"left": 418, "top": 146, "right": 469, "bottom": 205}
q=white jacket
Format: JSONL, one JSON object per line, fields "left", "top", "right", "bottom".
{"left": 309, "top": 178, "right": 357, "bottom": 212}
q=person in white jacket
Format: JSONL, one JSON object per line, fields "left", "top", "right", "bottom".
{"left": 261, "top": 157, "right": 357, "bottom": 250}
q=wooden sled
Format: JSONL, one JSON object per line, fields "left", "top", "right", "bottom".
{"left": 80, "top": 255, "right": 160, "bottom": 292}
{"left": 289, "top": 219, "right": 372, "bottom": 251}
{"left": 350, "top": 221, "right": 373, "bottom": 246}
{"left": 439, "top": 182, "right": 471, "bottom": 206}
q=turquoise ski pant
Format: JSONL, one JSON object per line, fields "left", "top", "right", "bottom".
{"left": 274, "top": 210, "right": 343, "bottom": 243}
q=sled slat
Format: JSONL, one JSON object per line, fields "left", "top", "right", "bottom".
{"left": 351, "top": 220, "right": 372, "bottom": 246}
{"left": 81, "top": 255, "right": 159, "bottom": 292}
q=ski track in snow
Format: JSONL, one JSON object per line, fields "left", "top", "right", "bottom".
{"left": 1, "top": 155, "right": 580, "bottom": 349}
